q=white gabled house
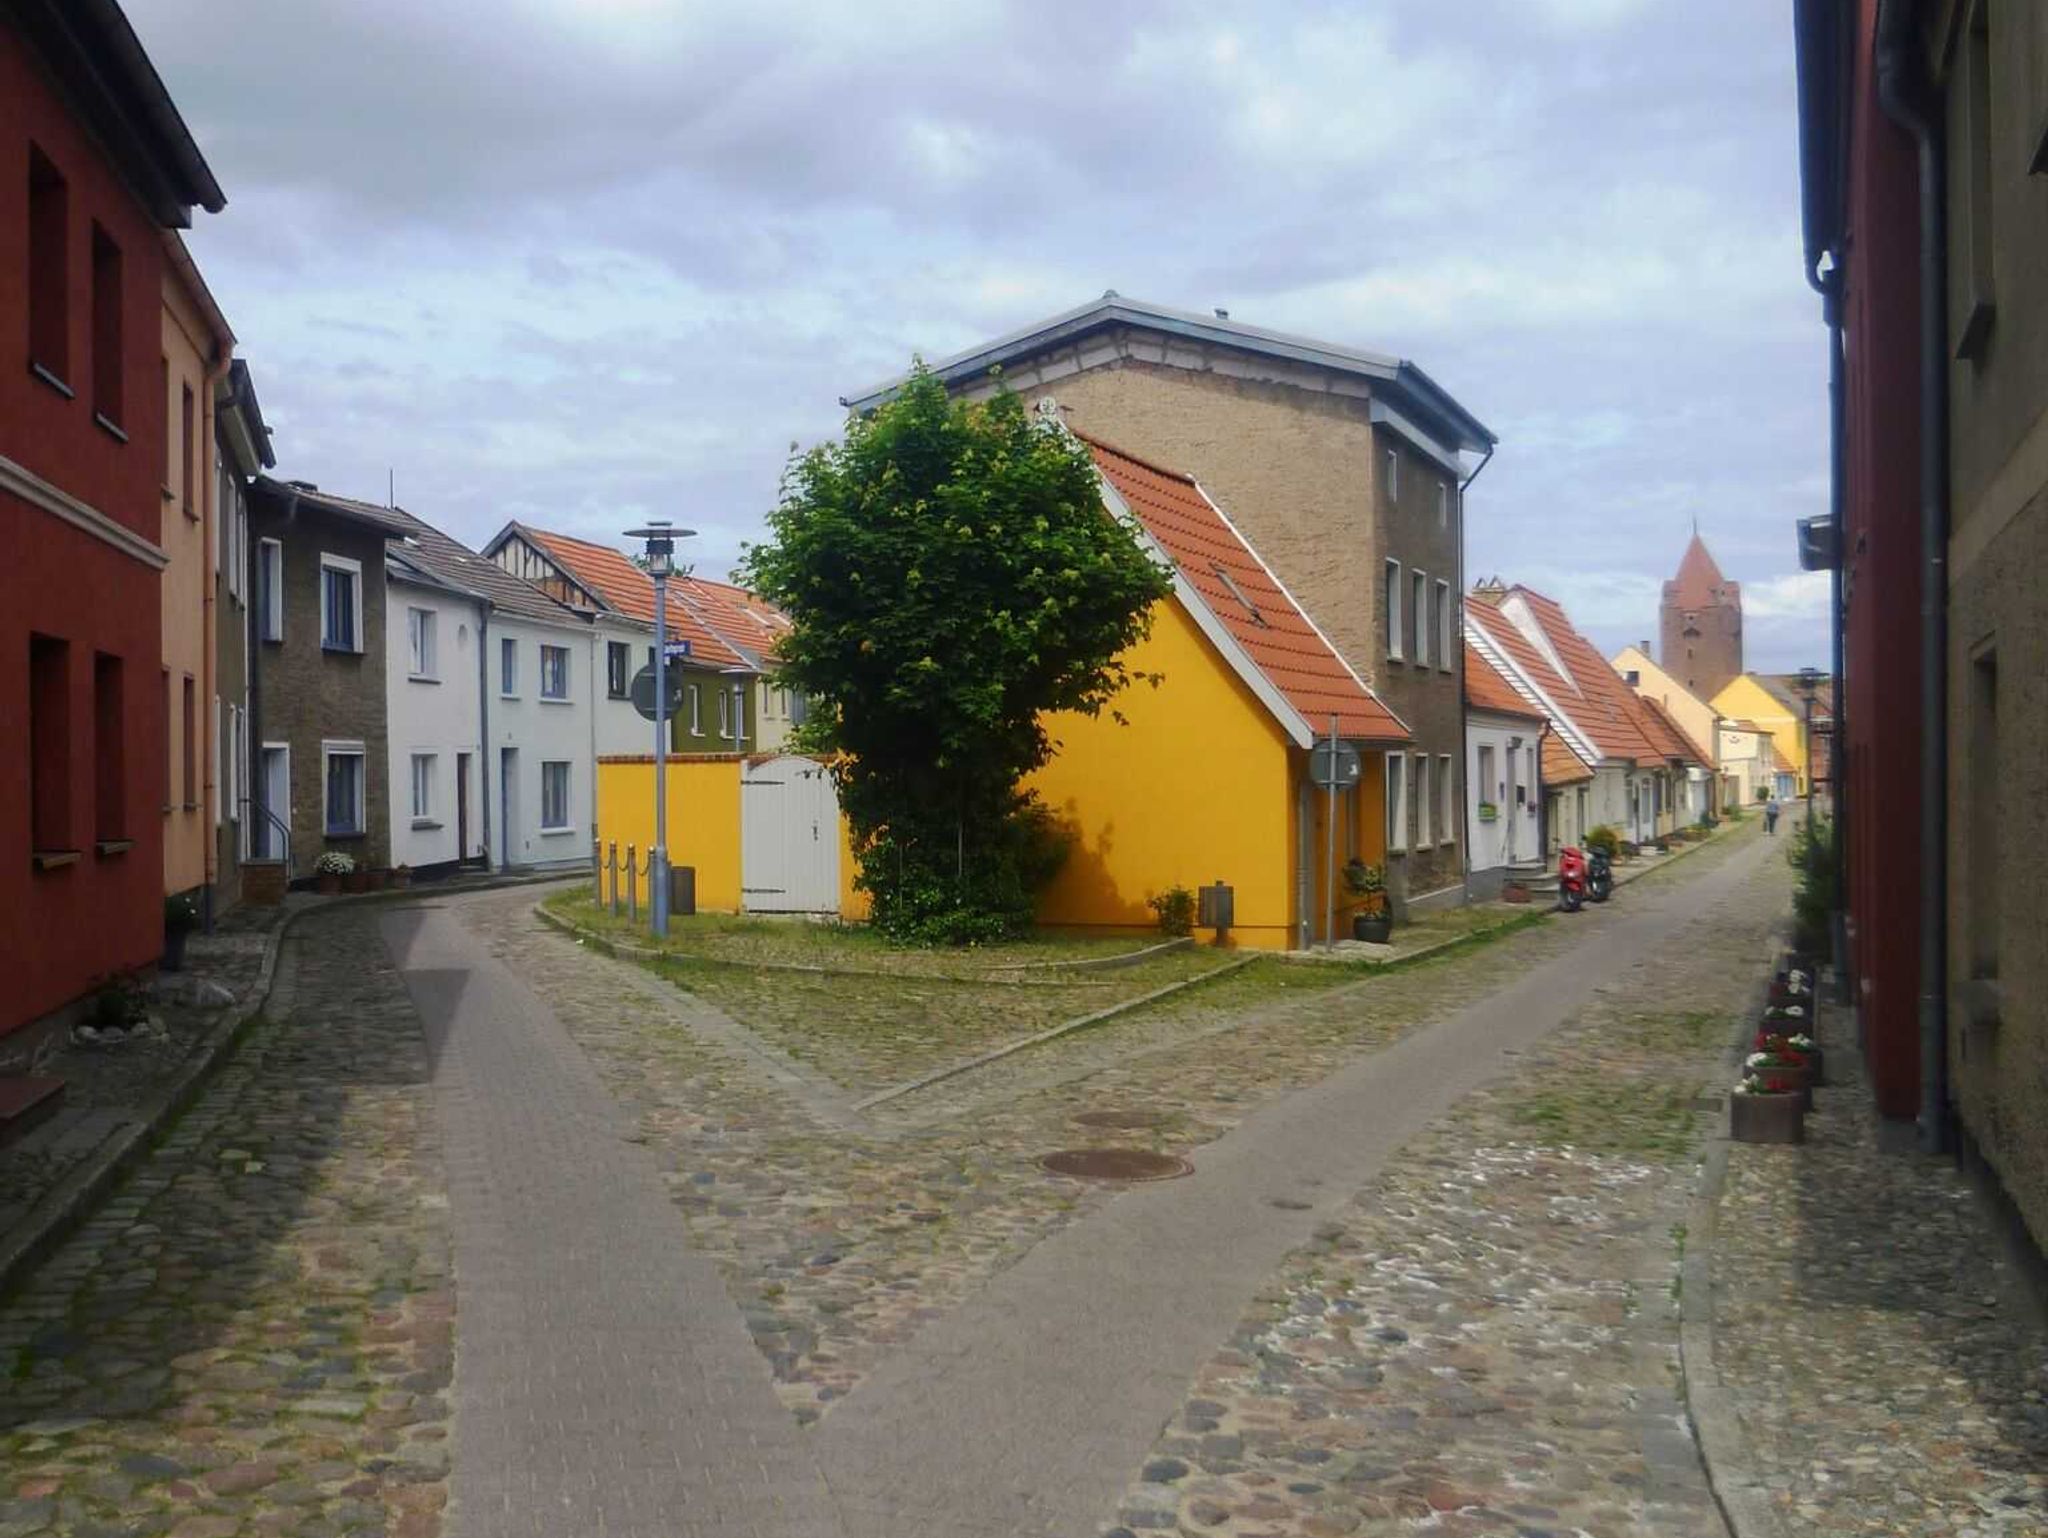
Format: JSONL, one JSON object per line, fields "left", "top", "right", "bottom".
{"left": 1462, "top": 641, "right": 1547, "bottom": 896}
{"left": 384, "top": 548, "right": 485, "bottom": 873}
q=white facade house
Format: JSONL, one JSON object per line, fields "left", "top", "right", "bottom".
{"left": 1719, "top": 722, "right": 1776, "bottom": 808}
{"left": 385, "top": 554, "right": 485, "bottom": 872}
{"left": 1463, "top": 642, "right": 1547, "bottom": 895}
{"left": 489, "top": 612, "right": 596, "bottom": 871}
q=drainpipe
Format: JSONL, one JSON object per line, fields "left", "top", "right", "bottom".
{"left": 1806, "top": 264, "right": 1850, "bottom": 1001}
{"left": 478, "top": 605, "right": 492, "bottom": 870}
{"left": 1875, "top": 0, "right": 1950, "bottom": 1155}
{"left": 1456, "top": 441, "right": 1493, "bottom": 899}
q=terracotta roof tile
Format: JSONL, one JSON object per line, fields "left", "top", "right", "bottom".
{"left": 521, "top": 527, "right": 748, "bottom": 668}
{"left": 1635, "top": 694, "right": 1711, "bottom": 766}
{"left": 1081, "top": 432, "right": 1408, "bottom": 744}
{"left": 1505, "top": 589, "right": 1661, "bottom": 761}
{"left": 675, "top": 575, "right": 790, "bottom": 667}
{"left": 1542, "top": 732, "right": 1595, "bottom": 785}
{"left": 1464, "top": 642, "right": 1543, "bottom": 719}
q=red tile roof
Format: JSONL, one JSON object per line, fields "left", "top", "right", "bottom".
{"left": 1635, "top": 694, "right": 1711, "bottom": 766}
{"left": 521, "top": 528, "right": 748, "bottom": 667}
{"left": 1465, "top": 597, "right": 1581, "bottom": 721}
{"left": 1667, "top": 532, "right": 1731, "bottom": 607}
{"left": 677, "top": 575, "right": 790, "bottom": 666}
{"left": 1464, "top": 642, "right": 1543, "bottom": 720}
{"left": 1081, "top": 432, "right": 1408, "bottom": 744}
{"left": 1543, "top": 732, "right": 1595, "bottom": 786}
{"left": 1499, "top": 588, "right": 1661, "bottom": 762}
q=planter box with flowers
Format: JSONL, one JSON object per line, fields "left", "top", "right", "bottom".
{"left": 1343, "top": 858, "right": 1391, "bottom": 944}
{"left": 1731, "top": 1070, "right": 1806, "bottom": 1143}
{"left": 314, "top": 850, "right": 356, "bottom": 895}
{"left": 1476, "top": 802, "right": 1500, "bottom": 824}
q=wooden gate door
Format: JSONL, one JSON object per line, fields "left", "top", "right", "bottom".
{"left": 740, "top": 756, "right": 841, "bottom": 913}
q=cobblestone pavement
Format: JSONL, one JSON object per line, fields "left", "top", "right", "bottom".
{"left": 453, "top": 830, "right": 1760, "bottom": 1428}
{"left": 0, "top": 909, "right": 453, "bottom": 1538}
{"left": 1093, "top": 825, "right": 1788, "bottom": 1538}
{"left": 1713, "top": 1019, "right": 2048, "bottom": 1537}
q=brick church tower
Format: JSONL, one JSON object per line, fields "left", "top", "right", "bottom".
{"left": 1660, "top": 531, "right": 1742, "bottom": 700}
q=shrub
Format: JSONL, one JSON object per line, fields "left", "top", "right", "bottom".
{"left": 314, "top": 850, "right": 357, "bottom": 876}
{"left": 1787, "top": 813, "right": 1836, "bottom": 961}
{"left": 1147, "top": 885, "right": 1197, "bottom": 937}
{"left": 1584, "top": 825, "right": 1621, "bottom": 859}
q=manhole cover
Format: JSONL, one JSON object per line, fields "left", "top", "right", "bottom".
{"left": 1074, "top": 1109, "right": 1166, "bottom": 1130}
{"left": 1039, "top": 1148, "right": 1192, "bottom": 1182}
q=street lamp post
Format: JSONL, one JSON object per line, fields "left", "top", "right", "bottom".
{"left": 1797, "top": 665, "right": 1822, "bottom": 826}
{"left": 624, "top": 521, "right": 695, "bottom": 938}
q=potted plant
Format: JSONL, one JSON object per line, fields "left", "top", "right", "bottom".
{"left": 366, "top": 867, "right": 389, "bottom": 892}
{"left": 1585, "top": 825, "right": 1621, "bottom": 861}
{"left": 1476, "top": 801, "right": 1499, "bottom": 824}
{"left": 162, "top": 893, "right": 198, "bottom": 972}
{"left": 1745, "top": 1042, "right": 1813, "bottom": 1110}
{"left": 1730, "top": 1069, "right": 1806, "bottom": 1143}
{"left": 314, "top": 850, "right": 355, "bottom": 894}
{"left": 390, "top": 864, "right": 413, "bottom": 889}
{"left": 1344, "top": 859, "right": 1391, "bottom": 944}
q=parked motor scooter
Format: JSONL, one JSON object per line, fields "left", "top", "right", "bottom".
{"left": 1557, "top": 845, "right": 1588, "bottom": 912}
{"left": 1587, "top": 846, "right": 1614, "bottom": 903}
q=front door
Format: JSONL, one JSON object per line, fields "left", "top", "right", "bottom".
{"left": 258, "top": 745, "right": 290, "bottom": 861}
{"left": 739, "top": 756, "right": 840, "bottom": 913}
{"left": 456, "top": 752, "right": 471, "bottom": 863}
{"left": 500, "top": 748, "right": 517, "bottom": 870}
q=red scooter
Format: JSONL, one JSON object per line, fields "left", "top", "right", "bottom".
{"left": 1557, "top": 845, "right": 1589, "bottom": 912}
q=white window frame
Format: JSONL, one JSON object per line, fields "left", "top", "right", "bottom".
{"left": 257, "top": 538, "right": 284, "bottom": 642}
{"left": 1477, "top": 744, "right": 1496, "bottom": 810}
{"left": 1384, "top": 560, "right": 1403, "bottom": 662}
{"left": 229, "top": 705, "right": 243, "bottom": 826}
{"left": 1383, "top": 445, "right": 1400, "bottom": 502}
{"left": 717, "top": 684, "right": 733, "bottom": 739}
{"left": 407, "top": 606, "right": 438, "bottom": 680}
{"left": 539, "top": 760, "right": 572, "bottom": 833}
{"left": 1436, "top": 581, "right": 1453, "bottom": 673}
{"left": 321, "top": 739, "right": 367, "bottom": 836}
{"left": 1438, "top": 753, "right": 1456, "bottom": 845}
{"left": 410, "top": 752, "right": 436, "bottom": 822}
{"left": 500, "top": 635, "right": 519, "bottom": 698}
{"left": 319, "top": 554, "right": 363, "bottom": 653}
{"left": 1411, "top": 570, "right": 1429, "bottom": 668}
{"left": 688, "top": 682, "right": 701, "bottom": 735}
{"left": 1386, "top": 751, "right": 1408, "bottom": 853}
{"left": 539, "top": 643, "right": 570, "bottom": 702}
{"left": 1416, "top": 754, "right": 1432, "bottom": 846}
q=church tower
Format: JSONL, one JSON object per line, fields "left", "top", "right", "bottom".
{"left": 1660, "top": 532, "right": 1742, "bottom": 701}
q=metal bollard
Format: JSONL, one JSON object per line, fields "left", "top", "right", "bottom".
{"left": 627, "top": 843, "right": 638, "bottom": 924}
{"left": 608, "top": 841, "right": 620, "bottom": 916}
{"left": 593, "top": 839, "right": 603, "bottom": 905}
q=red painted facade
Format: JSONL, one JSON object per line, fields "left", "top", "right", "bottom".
{"left": 0, "top": 27, "right": 171, "bottom": 1037}
{"left": 1835, "top": 0, "right": 1924, "bottom": 1120}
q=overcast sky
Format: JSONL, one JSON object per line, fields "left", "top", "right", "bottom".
{"left": 132, "top": 0, "right": 1828, "bottom": 673}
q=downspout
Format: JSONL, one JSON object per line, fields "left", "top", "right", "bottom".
{"left": 1807, "top": 254, "right": 1850, "bottom": 1003}
{"left": 478, "top": 604, "right": 492, "bottom": 870}
{"left": 1456, "top": 442, "right": 1492, "bottom": 898}
{"left": 1875, "top": 0, "right": 1950, "bottom": 1154}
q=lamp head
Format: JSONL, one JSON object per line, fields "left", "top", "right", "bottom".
{"left": 623, "top": 520, "right": 696, "bottom": 580}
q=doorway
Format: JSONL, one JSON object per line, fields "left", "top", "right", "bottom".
{"left": 456, "top": 752, "right": 472, "bottom": 864}
{"left": 257, "top": 743, "right": 290, "bottom": 861}
{"left": 499, "top": 747, "right": 517, "bottom": 870}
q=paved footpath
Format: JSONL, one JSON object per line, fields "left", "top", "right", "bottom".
{"left": 374, "top": 904, "right": 843, "bottom": 1538}
{"left": 811, "top": 833, "right": 1781, "bottom": 1537}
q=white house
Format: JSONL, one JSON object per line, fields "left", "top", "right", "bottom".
{"left": 1463, "top": 641, "right": 1546, "bottom": 896}
{"left": 384, "top": 548, "right": 485, "bottom": 873}
{"left": 1719, "top": 721, "right": 1777, "bottom": 808}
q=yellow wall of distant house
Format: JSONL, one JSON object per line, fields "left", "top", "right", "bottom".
{"left": 594, "top": 758, "right": 745, "bottom": 912}
{"left": 1026, "top": 596, "right": 1299, "bottom": 948}
{"left": 1613, "top": 645, "right": 1718, "bottom": 760}
{"left": 1711, "top": 674, "right": 1808, "bottom": 790}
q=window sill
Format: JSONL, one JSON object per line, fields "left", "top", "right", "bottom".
{"left": 408, "top": 673, "right": 441, "bottom": 685}
{"left": 95, "top": 838, "right": 134, "bottom": 857}
{"left": 411, "top": 818, "right": 443, "bottom": 830}
{"left": 501, "top": 693, "right": 520, "bottom": 701}
{"left": 1386, "top": 655, "right": 1405, "bottom": 667}
{"left": 94, "top": 411, "right": 128, "bottom": 444}
{"left": 607, "top": 691, "right": 629, "bottom": 701}
{"left": 321, "top": 642, "right": 363, "bottom": 655}
{"left": 30, "top": 361, "right": 75, "bottom": 398}
{"left": 162, "top": 485, "right": 177, "bottom": 503}
{"left": 538, "top": 826, "right": 577, "bottom": 837}
{"left": 32, "top": 849, "right": 82, "bottom": 871}
{"left": 539, "top": 696, "right": 572, "bottom": 706}
{"left": 323, "top": 829, "right": 367, "bottom": 841}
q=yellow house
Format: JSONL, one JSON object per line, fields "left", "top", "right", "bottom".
{"left": 1711, "top": 673, "right": 1816, "bottom": 794}
{"left": 161, "top": 235, "right": 232, "bottom": 904}
{"left": 593, "top": 430, "right": 1412, "bottom": 949}
{"left": 1612, "top": 645, "right": 1719, "bottom": 760}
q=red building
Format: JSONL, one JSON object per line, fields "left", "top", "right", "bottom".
{"left": 1, "top": 2, "right": 223, "bottom": 1047}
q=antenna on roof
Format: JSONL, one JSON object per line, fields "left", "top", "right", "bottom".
{"left": 1214, "top": 308, "right": 1229, "bottom": 319}
{"left": 388, "top": 468, "right": 395, "bottom": 508}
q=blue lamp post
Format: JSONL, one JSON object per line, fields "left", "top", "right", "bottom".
{"left": 623, "top": 520, "right": 694, "bottom": 937}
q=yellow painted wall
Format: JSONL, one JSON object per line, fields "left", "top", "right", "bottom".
{"left": 594, "top": 758, "right": 744, "bottom": 912}
{"left": 1026, "top": 598, "right": 1297, "bottom": 948}
{"left": 160, "top": 276, "right": 216, "bottom": 897}
{"left": 1613, "top": 646, "right": 1718, "bottom": 760}
{"left": 1711, "top": 675, "right": 1807, "bottom": 791}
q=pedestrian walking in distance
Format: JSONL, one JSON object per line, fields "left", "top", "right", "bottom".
{"left": 1764, "top": 797, "right": 1780, "bottom": 836}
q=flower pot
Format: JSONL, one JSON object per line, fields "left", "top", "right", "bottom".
{"left": 162, "top": 928, "right": 189, "bottom": 973}
{"left": 316, "top": 873, "right": 341, "bottom": 895}
{"left": 344, "top": 871, "right": 370, "bottom": 894}
{"left": 366, "top": 869, "right": 389, "bottom": 892}
{"left": 1501, "top": 883, "right": 1530, "bottom": 904}
{"left": 1353, "top": 913, "right": 1392, "bottom": 944}
{"left": 1731, "top": 1091, "right": 1805, "bottom": 1144}
{"left": 390, "top": 870, "right": 412, "bottom": 889}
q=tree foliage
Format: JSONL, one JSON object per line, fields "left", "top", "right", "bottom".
{"left": 741, "top": 367, "right": 1172, "bottom": 943}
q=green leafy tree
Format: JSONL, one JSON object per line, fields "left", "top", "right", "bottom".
{"left": 741, "top": 366, "right": 1172, "bottom": 943}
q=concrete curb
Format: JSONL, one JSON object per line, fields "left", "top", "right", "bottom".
{"left": 0, "top": 870, "right": 575, "bottom": 1302}
{"left": 1611, "top": 817, "right": 1751, "bottom": 891}
{"left": 1278, "top": 907, "right": 1547, "bottom": 969}
{"left": 1675, "top": 924, "right": 1792, "bottom": 1538}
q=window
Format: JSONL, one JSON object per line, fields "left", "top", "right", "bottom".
{"left": 1386, "top": 752, "right": 1407, "bottom": 853}
{"left": 1416, "top": 754, "right": 1431, "bottom": 846}
{"left": 1411, "top": 570, "right": 1429, "bottom": 667}
{"left": 407, "top": 607, "right": 438, "bottom": 679}
{"left": 540, "top": 644, "right": 570, "bottom": 700}
{"left": 607, "top": 641, "right": 630, "bottom": 698}
{"left": 540, "top": 761, "right": 571, "bottom": 831}
{"left": 688, "top": 682, "right": 702, "bottom": 735}
{"left": 256, "top": 540, "right": 283, "bottom": 641}
{"left": 323, "top": 742, "right": 366, "bottom": 835}
{"left": 180, "top": 383, "right": 196, "bottom": 516}
{"left": 500, "top": 636, "right": 518, "bottom": 696}
{"left": 717, "top": 684, "right": 733, "bottom": 739}
{"left": 28, "top": 145, "right": 69, "bottom": 384}
{"left": 1436, "top": 581, "right": 1453, "bottom": 672}
{"left": 411, "top": 753, "right": 436, "bottom": 821}
{"left": 227, "top": 703, "right": 242, "bottom": 828}
{"left": 1478, "top": 745, "right": 1496, "bottom": 808}
{"left": 180, "top": 675, "right": 197, "bottom": 806}
{"left": 93, "top": 653, "right": 124, "bottom": 843}
{"left": 30, "top": 635, "right": 72, "bottom": 855}
{"left": 1384, "top": 560, "right": 1403, "bottom": 661}
{"left": 320, "top": 556, "right": 362, "bottom": 652}
{"left": 90, "top": 222, "right": 124, "bottom": 431}
{"left": 1383, "top": 446, "right": 1399, "bottom": 502}
{"left": 1439, "top": 754, "right": 1455, "bottom": 844}
{"left": 1436, "top": 481, "right": 1449, "bottom": 528}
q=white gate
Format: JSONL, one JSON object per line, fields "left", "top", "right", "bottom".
{"left": 740, "top": 756, "right": 841, "bottom": 913}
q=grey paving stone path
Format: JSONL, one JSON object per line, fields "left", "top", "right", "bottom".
{"left": 811, "top": 834, "right": 1779, "bottom": 1538}
{"left": 376, "top": 903, "right": 845, "bottom": 1538}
